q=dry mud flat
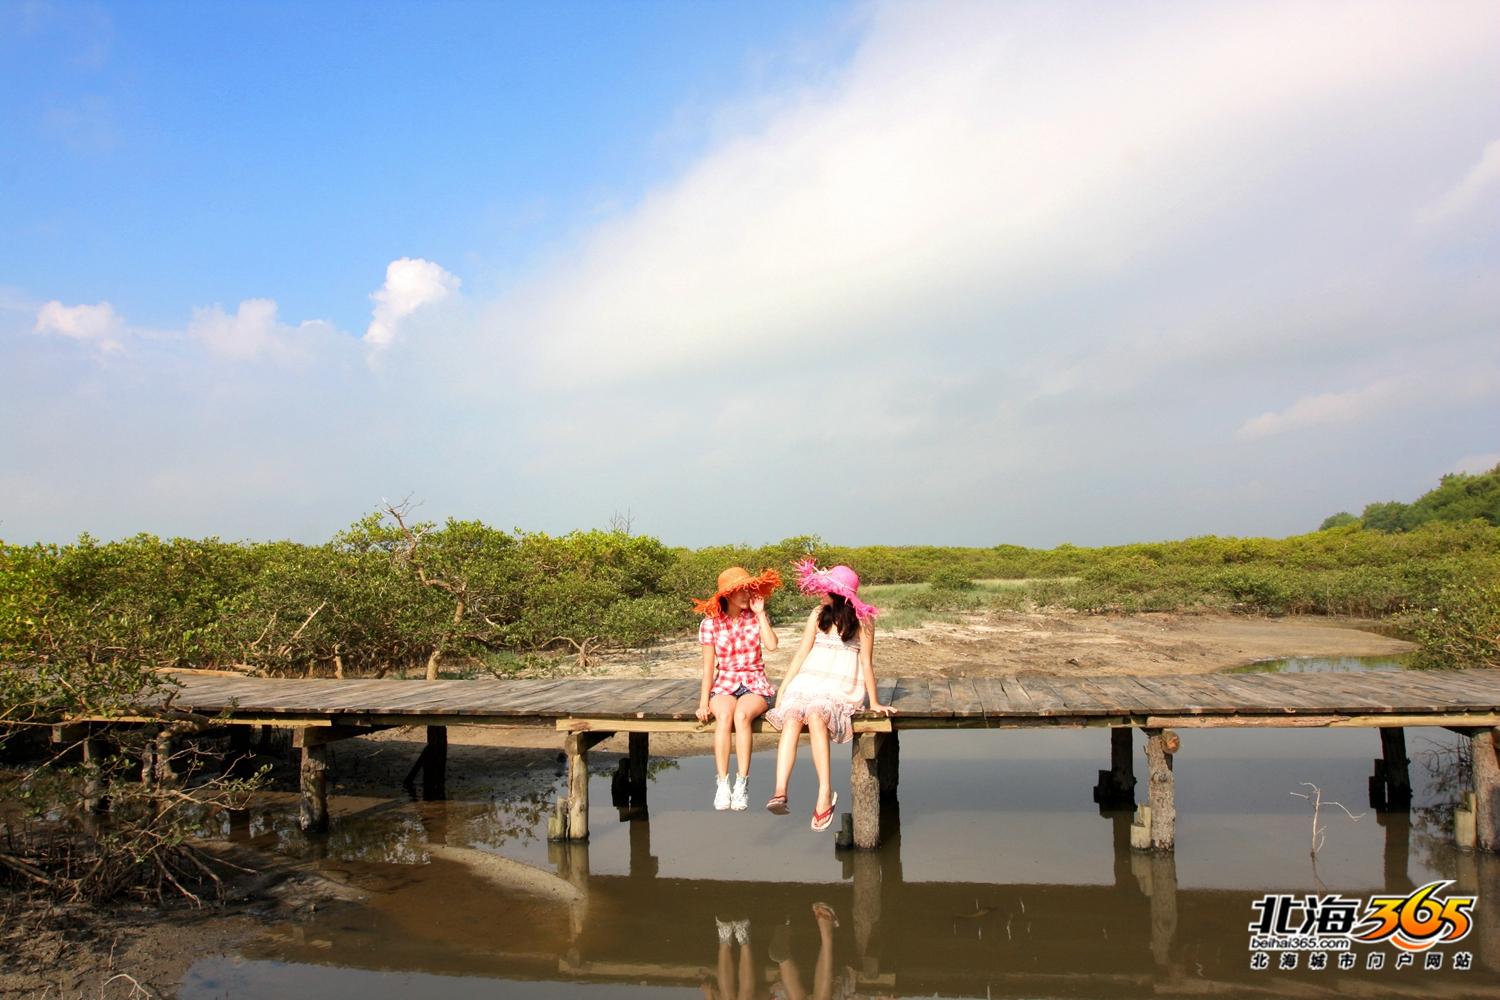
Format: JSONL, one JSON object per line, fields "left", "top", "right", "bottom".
{"left": 589, "top": 608, "right": 1415, "bottom": 680}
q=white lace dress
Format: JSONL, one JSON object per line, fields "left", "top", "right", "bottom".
{"left": 766, "top": 627, "right": 865, "bottom": 744}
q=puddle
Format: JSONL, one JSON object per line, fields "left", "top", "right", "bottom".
{"left": 1231, "top": 653, "right": 1414, "bottom": 674}
{"left": 182, "top": 725, "right": 1498, "bottom": 998}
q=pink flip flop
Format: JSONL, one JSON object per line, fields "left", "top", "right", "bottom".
{"left": 766, "top": 793, "right": 790, "bottom": 815}
{"left": 811, "top": 791, "right": 837, "bottom": 832}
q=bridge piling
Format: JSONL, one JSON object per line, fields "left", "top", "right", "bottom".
{"left": 1472, "top": 728, "right": 1500, "bottom": 852}
{"left": 1093, "top": 727, "right": 1136, "bottom": 808}
{"left": 852, "top": 732, "right": 887, "bottom": 849}
{"left": 1369, "top": 726, "right": 1412, "bottom": 811}
{"left": 1131, "top": 729, "right": 1177, "bottom": 851}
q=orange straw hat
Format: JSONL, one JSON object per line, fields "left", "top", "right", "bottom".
{"left": 692, "top": 566, "right": 783, "bottom": 618}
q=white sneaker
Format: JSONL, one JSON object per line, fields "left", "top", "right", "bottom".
{"left": 730, "top": 775, "right": 749, "bottom": 811}
{"left": 716, "top": 918, "right": 733, "bottom": 943}
{"left": 714, "top": 775, "right": 731, "bottom": 811}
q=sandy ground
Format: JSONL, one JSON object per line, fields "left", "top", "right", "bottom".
{"left": 583, "top": 607, "right": 1412, "bottom": 678}
{"left": 0, "top": 611, "right": 1415, "bottom": 995}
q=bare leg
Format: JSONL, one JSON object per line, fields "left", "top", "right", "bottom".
{"left": 774, "top": 716, "right": 804, "bottom": 798}
{"left": 716, "top": 938, "right": 734, "bottom": 1000}
{"left": 738, "top": 938, "right": 754, "bottom": 999}
{"left": 779, "top": 953, "right": 808, "bottom": 1000}
{"left": 812, "top": 904, "right": 836, "bottom": 1000}
{"left": 711, "top": 694, "right": 738, "bottom": 778}
{"left": 808, "top": 713, "right": 833, "bottom": 813}
{"left": 732, "top": 694, "right": 769, "bottom": 778}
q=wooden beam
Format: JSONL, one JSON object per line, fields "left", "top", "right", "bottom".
{"left": 293, "top": 724, "right": 393, "bottom": 748}
{"left": 556, "top": 717, "right": 896, "bottom": 734}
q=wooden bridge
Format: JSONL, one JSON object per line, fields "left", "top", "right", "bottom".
{"left": 70, "top": 668, "right": 1500, "bottom": 853}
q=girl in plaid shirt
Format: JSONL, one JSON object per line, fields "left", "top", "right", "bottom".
{"left": 693, "top": 566, "right": 783, "bottom": 811}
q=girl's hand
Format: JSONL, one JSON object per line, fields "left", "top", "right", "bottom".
{"left": 750, "top": 594, "right": 767, "bottom": 614}
{"left": 868, "top": 702, "right": 897, "bottom": 716}
{"left": 695, "top": 702, "right": 711, "bottom": 723}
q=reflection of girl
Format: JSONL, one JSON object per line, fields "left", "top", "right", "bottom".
{"left": 770, "top": 903, "right": 855, "bottom": 1000}
{"left": 702, "top": 918, "right": 756, "bottom": 1000}
{"left": 693, "top": 567, "right": 782, "bottom": 811}
{"left": 765, "top": 561, "right": 895, "bottom": 831}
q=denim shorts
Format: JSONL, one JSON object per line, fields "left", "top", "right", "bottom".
{"left": 730, "top": 684, "right": 774, "bottom": 706}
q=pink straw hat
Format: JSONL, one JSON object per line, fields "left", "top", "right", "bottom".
{"left": 793, "top": 558, "right": 880, "bottom": 621}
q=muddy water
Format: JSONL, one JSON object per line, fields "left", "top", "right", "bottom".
{"left": 182, "top": 660, "right": 1499, "bottom": 998}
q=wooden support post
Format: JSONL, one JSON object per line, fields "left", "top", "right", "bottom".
{"left": 1369, "top": 727, "right": 1412, "bottom": 812}
{"left": 557, "top": 732, "right": 610, "bottom": 842}
{"left": 225, "top": 725, "right": 251, "bottom": 777}
{"left": 1472, "top": 728, "right": 1500, "bottom": 852}
{"left": 422, "top": 726, "right": 447, "bottom": 800}
{"left": 850, "top": 850, "right": 883, "bottom": 976}
{"left": 628, "top": 732, "right": 649, "bottom": 809}
{"left": 876, "top": 731, "right": 899, "bottom": 802}
{"left": 1456, "top": 851, "right": 1500, "bottom": 973}
{"left": 1131, "top": 729, "right": 1177, "bottom": 851}
{"left": 629, "top": 812, "right": 657, "bottom": 879}
{"left": 82, "top": 736, "right": 108, "bottom": 814}
{"left": 1147, "top": 852, "right": 1179, "bottom": 969}
{"left": 298, "top": 739, "right": 330, "bottom": 833}
{"left": 1378, "top": 811, "right": 1412, "bottom": 891}
{"left": 852, "top": 731, "right": 884, "bottom": 849}
{"left": 1094, "top": 727, "right": 1136, "bottom": 808}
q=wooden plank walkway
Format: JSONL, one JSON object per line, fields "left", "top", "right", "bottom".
{"left": 73, "top": 668, "right": 1500, "bottom": 853}
{"left": 114, "top": 668, "right": 1500, "bottom": 729}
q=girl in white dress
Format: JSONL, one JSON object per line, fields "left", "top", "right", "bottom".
{"left": 764, "top": 560, "right": 896, "bottom": 831}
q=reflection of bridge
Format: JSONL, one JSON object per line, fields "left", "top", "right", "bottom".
{"left": 245, "top": 806, "right": 1500, "bottom": 999}
{"left": 69, "top": 669, "right": 1500, "bottom": 855}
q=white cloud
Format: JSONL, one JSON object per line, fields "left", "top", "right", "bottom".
{"left": 186, "top": 298, "right": 335, "bottom": 364}
{"left": 1236, "top": 379, "right": 1405, "bottom": 440}
{"left": 504, "top": 0, "right": 1498, "bottom": 388}
{"left": 1418, "top": 138, "right": 1500, "bottom": 230}
{"left": 34, "top": 299, "right": 126, "bottom": 352}
{"left": 364, "top": 258, "right": 460, "bottom": 350}
{"left": 1238, "top": 365, "right": 1500, "bottom": 441}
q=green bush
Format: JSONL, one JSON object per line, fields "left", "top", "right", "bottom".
{"left": 927, "top": 566, "right": 977, "bottom": 591}
{"left": 1404, "top": 580, "right": 1500, "bottom": 670}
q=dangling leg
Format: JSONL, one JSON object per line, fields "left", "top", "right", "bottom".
{"left": 732, "top": 694, "right": 769, "bottom": 778}
{"left": 808, "top": 713, "right": 833, "bottom": 815}
{"left": 770, "top": 715, "right": 803, "bottom": 812}
{"left": 710, "top": 693, "right": 738, "bottom": 810}
{"left": 710, "top": 694, "right": 738, "bottom": 778}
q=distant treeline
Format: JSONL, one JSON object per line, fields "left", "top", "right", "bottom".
{"left": 4, "top": 505, "right": 1498, "bottom": 688}
{"left": 1320, "top": 463, "right": 1500, "bottom": 532}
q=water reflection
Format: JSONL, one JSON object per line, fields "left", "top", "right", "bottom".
{"left": 182, "top": 725, "right": 1500, "bottom": 999}
{"left": 1231, "top": 654, "right": 1412, "bottom": 674}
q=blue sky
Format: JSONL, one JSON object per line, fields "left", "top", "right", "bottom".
{"left": 2, "top": 0, "right": 1499, "bottom": 548}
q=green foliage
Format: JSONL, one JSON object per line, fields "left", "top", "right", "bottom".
{"left": 1328, "top": 463, "right": 1500, "bottom": 533}
{"left": 1319, "top": 512, "right": 1359, "bottom": 530}
{"left": 927, "top": 566, "right": 977, "bottom": 591}
{"left": 1404, "top": 579, "right": 1500, "bottom": 670}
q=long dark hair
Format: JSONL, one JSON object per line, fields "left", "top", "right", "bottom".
{"left": 817, "top": 593, "right": 860, "bottom": 643}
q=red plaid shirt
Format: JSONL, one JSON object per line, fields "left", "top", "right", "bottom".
{"left": 699, "top": 610, "right": 775, "bottom": 698}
